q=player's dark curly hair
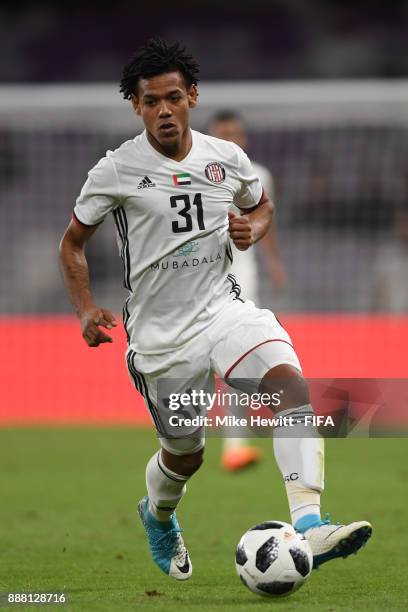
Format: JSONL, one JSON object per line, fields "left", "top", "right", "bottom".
{"left": 120, "top": 37, "right": 200, "bottom": 100}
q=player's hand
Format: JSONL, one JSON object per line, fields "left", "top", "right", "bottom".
{"left": 79, "top": 306, "right": 118, "bottom": 348}
{"left": 228, "top": 211, "right": 254, "bottom": 251}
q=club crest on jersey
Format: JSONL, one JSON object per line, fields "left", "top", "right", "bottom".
{"left": 205, "top": 162, "right": 226, "bottom": 184}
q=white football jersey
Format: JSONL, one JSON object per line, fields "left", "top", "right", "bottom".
{"left": 74, "top": 129, "right": 262, "bottom": 354}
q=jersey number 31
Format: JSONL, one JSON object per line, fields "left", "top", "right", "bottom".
{"left": 170, "top": 193, "right": 205, "bottom": 233}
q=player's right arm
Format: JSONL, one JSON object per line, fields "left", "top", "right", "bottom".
{"left": 59, "top": 219, "right": 117, "bottom": 347}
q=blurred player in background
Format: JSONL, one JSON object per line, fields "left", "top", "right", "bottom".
{"left": 371, "top": 206, "right": 408, "bottom": 312}
{"left": 59, "top": 37, "right": 371, "bottom": 582}
{"left": 209, "top": 110, "right": 287, "bottom": 472}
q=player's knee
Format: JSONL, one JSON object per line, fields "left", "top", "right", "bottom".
{"left": 179, "top": 449, "right": 204, "bottom": 475}
{"left": 259, "top": 364, "right": 310, "bottom": 412}
{"left": 162, "top": 447, "right": 204, "bottom": 476}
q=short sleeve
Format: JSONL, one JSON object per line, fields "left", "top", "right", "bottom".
{"left": 74, "top": 155, "right": 119, "bottom": 226}
{"left": 233, "top": 145, "right": 263, "bottom": 210}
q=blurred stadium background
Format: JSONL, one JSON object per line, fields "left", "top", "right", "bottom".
{"left": 1, "top": 0, "right": 408, "bottom": 425}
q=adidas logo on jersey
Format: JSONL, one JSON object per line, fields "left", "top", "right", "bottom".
{"left": 137, "top": 176, "right": 155, "bottom": 189}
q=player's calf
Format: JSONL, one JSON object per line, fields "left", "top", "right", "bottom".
{"left": 146, "top": 449, "right": 203, "bottom": 522}
{"left": 161, "top": 447, "right": 204, "bottom": 476}
{"left": 260, "top": 365, "right": 324, "bottom": 529}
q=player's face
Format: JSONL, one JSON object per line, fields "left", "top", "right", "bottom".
{"left": 210, "top": 118, "right": 248, "bottom": 149}
{"left": 132, "top": 71, "right": 198, "bottom": 154}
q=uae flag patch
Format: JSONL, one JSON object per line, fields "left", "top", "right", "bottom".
{"left": 173, "top": 172, "right": 191, "bottom": 186}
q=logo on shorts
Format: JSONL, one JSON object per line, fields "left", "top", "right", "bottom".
{"left": 205, "top": 162, "right": 226, "bottom": 184}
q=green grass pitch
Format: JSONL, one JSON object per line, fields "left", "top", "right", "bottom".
{"left": 1, "top": 429, "right": 407, "bottom": 611}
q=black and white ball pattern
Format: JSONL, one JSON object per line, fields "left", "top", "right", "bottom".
{"left": 235, "top": 520, "right": 313, "bottom": 598}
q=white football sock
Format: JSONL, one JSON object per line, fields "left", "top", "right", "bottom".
{"left": 273, "top": 404, "right": 325, "bottom": 525}
{"left": 286, "top": 484, "right": 321, "bottom": 525}
{"left": 145, "top": 450, "right": 189, "bottom": 521}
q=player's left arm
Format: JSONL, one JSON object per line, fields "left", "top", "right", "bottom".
{"left": 228, "top": 190, "right": 273, "bottom": 252}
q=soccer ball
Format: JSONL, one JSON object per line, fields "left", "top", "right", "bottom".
{"left": 235, "top": 520, "right": 313, "bottom": 598}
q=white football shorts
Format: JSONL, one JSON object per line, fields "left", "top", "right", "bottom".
{"left": 126, "top": 299, "right": 301, "bottom": 455}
